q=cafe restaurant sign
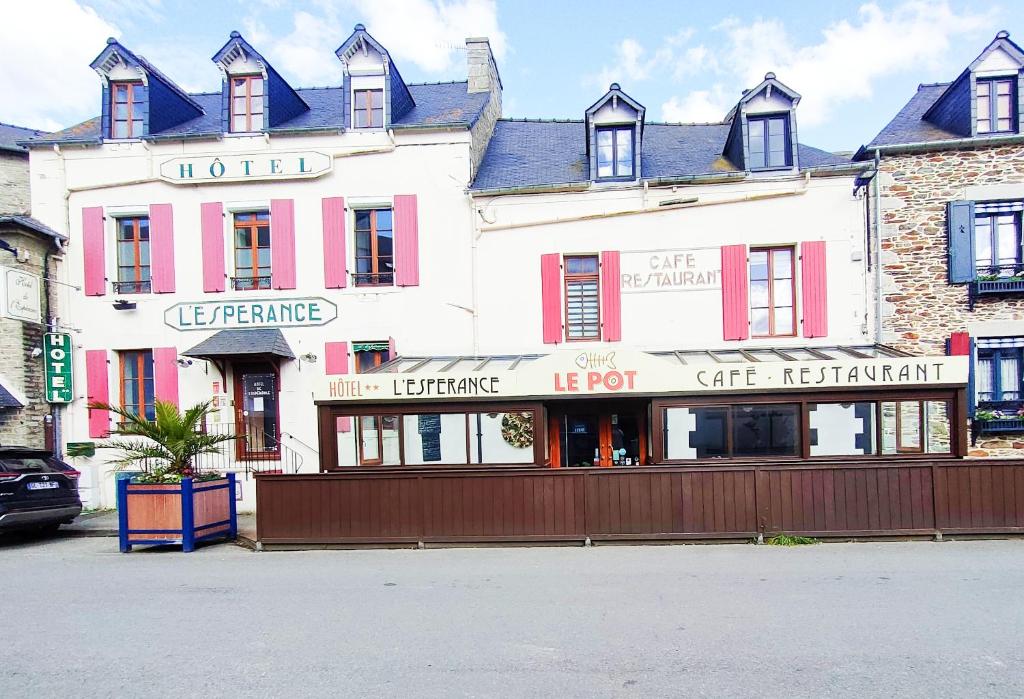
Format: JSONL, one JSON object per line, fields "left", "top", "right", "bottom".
{"left": 158, "top": 151, "right": 332, "bottom": 184}
{"left": 165, "top": 297, "right": 338, "bottom": 331}
{"left": 316, "top": 349, "right": 969, "bottom": 402}
{"left": 620, "top": 248, "right": 721, "bottom": 293}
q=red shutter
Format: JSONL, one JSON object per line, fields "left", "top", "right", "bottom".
{"left": 149, "top": 204, "right": 176, "bottom": 293}
{"left": 271, "top": 198, "right": 297, "bottom": 290}
{"left": 82, "top": 207, "right": 106, "bottom": 296}
{"left": 153, "top": 347, "right": 179, "bottom": 408}
{"left": 949, "top": 332, "right": 971, "bottom": 355}
{"left": 601, "top": 250, "right": 622, "bottom": 342}
{"left": 388, "top": 336, "right": 397, "bottom": 361}
{"left": 325, "top": 341, "right": 351, "bottom": 432}
{"left": 801, "top": 240, "right": 828, "bottom": 338}
{"left": 394, "top": 195, "right": 420, "bottom": 286}
{"left": 322, "top": 197, "right": 347, "bottom": 288}
{"left": 201, "top": 202, "right": 225, "bottom": 293}
{"left": 541, "top": 254, "right": 562, "bottom": 344}
{"left": 85, "top": 350, "right": 109, "bottom": 438}
{"left": 721, "top": 244, "right": 749, "bottom": 341}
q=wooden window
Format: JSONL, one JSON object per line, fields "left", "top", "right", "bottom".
{"left": 110, "top": 81, "right": 144, "bottom": 138}
{"left": 595, "top": 126, "right": 634, "bottom": 179}
{"left": 120, "top": 350, "right": 154, "bottom": 421}
{"left": 564, "top": 255, "right": 600, "bottom": 341}
{"left": 747, "top": 114, "right": 791, "bottom": 169}
{"left": 233, "top": 211, "right": 271, "bottom": 290}
{"left": 114, "top": 216, "right": 151, "bottom": 294}
{"left": 354, "top": 208, "right": 394, "bottom": 286}
{"left": 356, "top": 415, "right": 400, "bottom": 465}
{"left": 977, "top": 77, "right": 1016, "bottom": 134}
{"left": 749, "top": 246, "right": 795, "bottom": 337}
{"left": 354, "top": 342, "right": 391, "bottom": 373}
{"left": 230, "top": 75, "right": 265, "bottom": 133}
{"left": 354, "top": 89, "right": 384, "bottom": 128}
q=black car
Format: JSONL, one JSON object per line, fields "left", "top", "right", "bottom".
{"left": 0, "top": 448, "right": 82, "bottom": 533}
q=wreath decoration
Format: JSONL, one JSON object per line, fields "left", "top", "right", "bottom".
{"left": 501, "top": 412, "right": 534, "bottom": 449}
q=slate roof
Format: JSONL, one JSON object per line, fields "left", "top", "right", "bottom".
{"left": 860, "top": 83, "right": 964, "bottom": 152}
{"left": 0, "top": 123, "right": 47, "bottom": 154}
{"left": 0, "top": 380, "right": 24, "bottom": 409}
{"left": 0, "top": 215, "right": 68, "bottom": 242}
{"left": 471, "top": 119, "right": 853, "bottom": 192}
{"left": 182, "top": 328, "right": 295, "bottom": 360}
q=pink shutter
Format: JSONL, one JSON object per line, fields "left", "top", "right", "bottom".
{"left": 322, "top": 197, "right": 347, "bottom": 288}
{"left": 153, "top": 347, "right": 179, "bottom": 407}
{"left": 201, "top": 202, "right": 225, "bottom": 293}
{"left": 85, "top": 350, "right": 109, "bottom": 438}
{"left": 82, "top": 207, "right": 106, "bottom": 296}
{"left": 394, "top": 195, "right": 420, "bottom": 286}
{"left": 801, "top": 240, "right": 828, "bottom": 338}
{"left": 388, "top": 336, "right": 397, "bottom": 361}
{"left": 601, "top": 250, "right": 622, "bottom": 342}
{"left": 325, "top": 341, "right": 351, "bottom": 432}
{"left": 721, "top": 244, "right": 749, "bottom": 341}
{"left": 271, "top": 198, "right": 297, "bottom": 290}
{"left": 149, "top": 204, "right": 176, "bottom": 293}
{"left": 949, "top": 332, "right": 970, "bottom": 355}
{"left": 541, "top": 254, "right": 562, "bottom": 344}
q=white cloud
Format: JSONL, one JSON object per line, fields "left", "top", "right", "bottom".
{"left": 661, "top": 88, "right": 731, "bottom": 123}
{"left": 589, "top": 28, "right": 697, "bottom": 89}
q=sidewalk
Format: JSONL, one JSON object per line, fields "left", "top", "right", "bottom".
{"left": 63, "top": 509, "right": 257, "bottom": 546}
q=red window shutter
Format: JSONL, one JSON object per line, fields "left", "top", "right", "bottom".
{"left": 948, "top": 332, "right": 971, "bottom": 355}
{"left": 800, "top": 240, "right": 828, "bottom": 338}
{"left": 541, "top": 254, "right": 562, "bottom": 344}
{"left": 322, "top": 197, "right": 347, "bottom": 288}
{"left": 153, "top": 347, "right": 179, "bottom": 408}
{"left": 394, "top": 195, "right": 420, "bottom": 286}
{"left": 271, "top": 198, "right": 297, "bottom": 290}
{"left": 200, "top": 202, "right": 225, "bottom": 293}
{"left": 720, "top": 244, "right": 749, "bottom": 341}
{"left": 82, "top": 207, "right": 106, "bottom": 297}
{"left": 325, "top": 342, "right": 351, "bottom": 432}
{"left": 600, "top": 250, "right": 622, "bottom": 342}
{"left": 85, "top": 350, "right": 109, "bottom": 438}
{"left": 149, "top": 204, "right": 176, "bottom": 293}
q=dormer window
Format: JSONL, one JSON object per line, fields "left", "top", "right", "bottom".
{"left": 110, "top": 81, "right": 144, "bottom": 138}
{"left": 354, "top": 88, "right": 383, "bottom": 128}
{"left": 230, "top": 75, "right": 264, "bottom": 133}
{"left": 748, "top": 114, "right": 791, "bottom": 169}
{"left": 977, "top": 77, "right": 1017, "bottom": 134}
{"left": 596, "top": 126, "right": 634, "bottom": 179}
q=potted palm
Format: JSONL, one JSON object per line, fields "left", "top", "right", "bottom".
{"left": 89, "top": 399, "right": 240, "bottom": 552}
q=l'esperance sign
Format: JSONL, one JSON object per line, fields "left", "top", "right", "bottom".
{"left": 159, "top": 151, "right": 332, "bottom": 184}
{"left": 165, "top": 297, "right": 338, "bottom": 331}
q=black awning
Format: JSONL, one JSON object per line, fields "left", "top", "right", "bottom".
{"left": 182, "top": 328, "right": 295, "bottom": 361}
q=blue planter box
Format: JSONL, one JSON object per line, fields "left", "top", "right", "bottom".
{"left": 117, "top": 473, "right": 237, "bottom": 553}
{"left": 976, "top": 419, "right": 1024, "bottom": 434}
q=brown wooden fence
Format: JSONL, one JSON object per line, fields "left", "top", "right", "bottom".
{"left": 255, "top": 459, "right": 1024, "bottom": 546}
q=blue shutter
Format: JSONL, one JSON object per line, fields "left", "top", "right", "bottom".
{"left": 100, "top": 84, "right": 111, "bottom": 139}
{"left": 947, "top": 200, "right": 976, "bottom": 283}
{"left": 968, "top": 337, "right": 977, "bottom": 417}
{"left": 137, "top": 83, "right": 150, "bottom": 137}
{"left": 220, "top": 80, "right": 230, "bottom": 133}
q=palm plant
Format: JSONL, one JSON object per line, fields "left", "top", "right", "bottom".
{"left": 88, "top": 399, "right": 239, "bottom": 483}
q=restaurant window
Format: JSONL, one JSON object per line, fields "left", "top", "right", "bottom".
{"left": 354, "top": 89, "right": 384, "bottom": 128}
{"left": 354, "top": 342, "right": 391, "bottom": 373}
{"left": 977, "top": 346, "right": 1023, "bottom": 402}
{"left": 595, "top": 126, "right": 634, "bottom": 179}
{"left": 110, "top": 81, "right": 144, "bottom": 138}
{"left": 747, "top": 114, "right": 791, "bottom": 169}
{"left": 880, "top": 400, "right": 951, "bottom": 455}
{"left": 975, "top": 205, "right": 1022, "bottom": 276}
{"left": 356, "top": 415, "right": 400, "bottom": 466}
{"left": 402, "top": 414, "right": 468, "bottom": 465}
{"left": 564, "top": 255, "right": 600, "bottom": 341}
{"left": 230, "top": 74, "right": 265, "bottom": 133}
{"left": 115, "top": 216, "right": 151, "bottom": 294}
{"left": 977, "top": 77, "right": 1016, "bottom": 134}
{"left": 663, "top": 404, "right": 800, "bottom": 460}
{"left": 120, "top": 350, "right": 154, "bottom": 421}
{"left": 749, "top": 246, "right": 795, "bottom": 337}
{"left": 232, "top": 211, "right": 271, "bottom": 290}
{"left": 808, "top": 402, "right": 877, "bottom": 456}
{"left": 469, "top": 412, "right": 535, "bottom": 464}
{"left": 354, "top": 208, "right": 394, "bottom": 286}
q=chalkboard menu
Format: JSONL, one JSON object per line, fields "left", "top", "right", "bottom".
{"left": 418, "top": 413, "right": 442, "bottom": 434}
{"left": 418, "top": 413, "right": 442, "bottom": 462}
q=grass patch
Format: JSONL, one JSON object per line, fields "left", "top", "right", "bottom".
{"left": 764, "top": 534, "right": 820, "bottom": 546}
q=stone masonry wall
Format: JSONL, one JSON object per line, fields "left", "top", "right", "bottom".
{"left": 0, "top": 152, "right": 31, "bottom": 214}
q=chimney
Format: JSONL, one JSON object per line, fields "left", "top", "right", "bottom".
{"left": 466, "top": 37, "right": 502, "bottom": 97}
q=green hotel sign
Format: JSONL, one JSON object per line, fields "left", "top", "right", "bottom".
{"left": 43, "top": 333, "right": 73, "bottom": 404}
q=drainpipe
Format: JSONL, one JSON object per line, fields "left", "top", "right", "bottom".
{"left": 873, "top": 149, "right": 883, "bottom": 343}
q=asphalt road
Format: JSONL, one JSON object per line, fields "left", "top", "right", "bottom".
{"left": 2, "top": 534, "right": 1023, "bottom": 698}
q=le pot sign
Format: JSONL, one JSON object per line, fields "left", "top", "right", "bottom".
{"left": 159, "top": 151, "right": 332, "bottom": 184}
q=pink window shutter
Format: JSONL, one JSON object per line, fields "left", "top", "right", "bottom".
{"left": 200, "top": 202, "right": 225, "bottom": 293}
{"left": 82, "top": 207, "right": 106, "bottom": 297}
{"left": 394, "top": 195, "right": 420, "bottom": 286}
{"left": 271, "top": 199, "right": 297, "bottom": 290}
{"left": 541, "top": 254, "right": 562, "bottom": 344}
{"left": 800, "top": 240, "right": 828, "bottom": 338}
{"left": 322, "top": 197, "right": 347, "bottom": 288}
{"left": 85, "top": 350, "right": 110, "bottom": 438}
{"left": 149, "top": 204, "right": 176, "bottom": 293}
{"left": 720, "top": 244, "right": 749, "bottom": 341}
{"left": 388, "top": 336, "right": 397, "bottom": 360}
{"left": 153, "top": 347, "right": 180, "bottom": 408}
{"left": 325, "top": 342, "right": 351, "bottom": 432}
{"left": 601, "top": 250, "right": 622, "bottom": 342}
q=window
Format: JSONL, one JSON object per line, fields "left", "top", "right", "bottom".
{"left": 354, "top": 342, "right": 391, "bottom": 373}
{"left": 595, "top": 126, "right": 634, "bottom": 179}
{"left": 977, "top": 77, "right": 1016, "bottom": 134}
{"left": 354, "top": 208, "right": 393, "bottom": 286}
{"left": 747, "top": 114, "right": 790, "bottom": 169}
{"left": 564, "top": 255, "right": 600, "bottom": 341}
{"left": 880, "top": 401, "right": 951, "bottom": 454}
{"left": 975, "top": 205, "right": 1022, "bottom": 276}
{"left": 749, "top": 247, "right": 795, "bottom": 337}
{"left": 110, "top": 81, "right": 144, "bottom": 138}
{"left": 663, "top": 404, "right": 800, "bottom": 460}
{"left": 809, "top": 402, "right": 877, "bottom": 456}
{"left": 354, "top": 89, "right": 384, "bottom": 128}
{"left": 356, "top": 415, "right": 401, "bottom": 466}
{"left": 978, "top": 347, "right": 1023, "bottom": 402}
{"left": 115, "top": 217, "right": 151, "bottom": 294}
{"left": 233, "top": 212, "right": 271, "bottom": 290}
{"left": 230, "top": 75, "right": 265, "bottom": 133}
{"left": 120, "top": 350, "right": 154, "bottom": 421}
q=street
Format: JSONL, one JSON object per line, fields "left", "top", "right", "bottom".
{"left": 2, "top": 535, "right": 1023, "bottom": 698}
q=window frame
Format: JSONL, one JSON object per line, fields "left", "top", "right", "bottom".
{"left": 747, "top": 113, "right": 792, "bottom": 170}
{"left": 974, "top": 208, "right": 1023, "bottom": 275}
{"left": 594, "top": 125, "right": 636, "bottom": 180}
{"left": 976, "top": 76, "right": 1018, "bottom": 135}
{"left": 353, "top": 207, "right": 395, "bottom": 287}
{"left": 229, "top": 74, "right": 265, "bottom": 134}
{"left": 749, "top": 245, "right": 797, "bottom": 339}
{"left": 354, "top": 345, "right": 390, "bottom": 373}
{"left": 119, "top": 350, "right": 154, "bottom": 421}
{"left": 353, "top": 88, "right": 384, "bottom": 129}
{"left": 114, "top": 216, "right": 151, "bottom": 294}
{"left": 977, "top": 347, "right": 1024, "bottom": 403}
{"left": 109, "top": 81, "right": 144, "bottom": 139}
{"left": 232, "top": 211, "right": 271, "bottom": 291}
{"left": 563, "top": 254, "right": 602, "bottom": 342}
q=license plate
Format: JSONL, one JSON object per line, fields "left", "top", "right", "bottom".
{"left": 27, "top": 481, "right": 59, "bottom": 490}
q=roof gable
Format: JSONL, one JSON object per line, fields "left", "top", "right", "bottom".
{"left": 212, "top": 31, "right": 309, "bottom": 128}
{"left": 90, "top": 38, "right": 202, "bottom": 114}
{"left": 335, "top": 24, "right": 415, "bottom": 125}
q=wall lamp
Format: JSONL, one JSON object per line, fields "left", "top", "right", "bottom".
{"left": 176, "top": 358, "right": 194, "bottom": 368}
{"left": 112, "top": 299, "right": 136, "bottom": 311}
{"left": 300, "top": 352, "right": 318, "bottom": 363}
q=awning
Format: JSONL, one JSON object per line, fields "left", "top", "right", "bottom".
{"left": 182, "top": 328, "right": 295, "bottom": 361}
{"left": 0, "top": 374, "right": 26, "bottom": 409}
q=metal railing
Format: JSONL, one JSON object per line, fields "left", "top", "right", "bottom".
{"left": 112, "top": 280, "right": 152, "bottom": 294}
{"left": 970, "top": 265, "right": 1024, "bottom": 309}
{"left": 231, "top": 275, "right": 272, "bottom": 291}
{"left": 194, "top": 422, "right": 304, "bottom": 477}
{"left": 353, "top": 272, "right": 395, "bottom": 286}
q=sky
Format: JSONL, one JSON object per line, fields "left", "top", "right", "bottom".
{"left": 2, "top": 0, "right": 1022, "bottom": 152}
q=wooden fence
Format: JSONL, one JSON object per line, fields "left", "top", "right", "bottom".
{"left": 254, "top": 460, "right": 1024, "bottom": 546}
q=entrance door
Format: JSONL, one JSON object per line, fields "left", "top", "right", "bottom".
{"left": 556, "top": 409, "right": 645, "bottom": 467}
{"left": 233, "top": 363, "right": 281, "bottom": 461}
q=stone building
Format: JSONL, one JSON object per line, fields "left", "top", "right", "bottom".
{"left": 858, "top": 31, "right": 1024, "bottom": 456}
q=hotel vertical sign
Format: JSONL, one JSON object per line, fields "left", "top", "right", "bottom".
{"left": 43, "top": 333, "right": 73, "bottom": 404}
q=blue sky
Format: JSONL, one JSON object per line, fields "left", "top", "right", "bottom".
{"left": 4, "top": 0, "right": 1022, "bottom": 151}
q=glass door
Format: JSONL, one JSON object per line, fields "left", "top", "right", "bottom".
{"left": 556, "top": 409, "right": 645, "bottom": 467}
{"left": 233, "top": 364, "right": 281, "bottom": 460}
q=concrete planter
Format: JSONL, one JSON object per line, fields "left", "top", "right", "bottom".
{"left": 117, "top": 473, "right": 237, "bottom": 552}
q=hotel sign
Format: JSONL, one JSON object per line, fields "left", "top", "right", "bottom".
{"left": 0, "top": 268, "right": 41, "bottom": 323}
{"left": 43, "top": 333, "right": 73, "bottom": 403}
{"left": 165, "top": 297, "right": 338, "bottom": 331}
{"left": 620, "top": 248, "right": 721, "bottom": 293}
{"left": 158, "top": 151, "right": 332, "bottom": 184}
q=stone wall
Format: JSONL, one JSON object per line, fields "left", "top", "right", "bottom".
{"left": 466, "top": 38, "right": 502, "bottom": 179}
{"left": 0, "top": 152, "right": 30, "bottom": 214}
